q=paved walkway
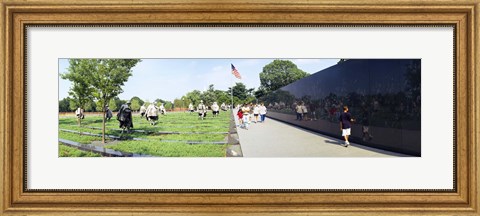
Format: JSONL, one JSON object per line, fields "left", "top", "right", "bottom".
{"left": 235, "top": 114, "right": 408, "bottom": 157}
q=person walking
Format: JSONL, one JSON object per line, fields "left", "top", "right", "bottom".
{"left": 145, "top": 102, "right": 159, "bottom": 125}
{"left": 259, "top": 103, "right": 267, "bottom": 123}
{"left": 253, "top": 104, "right": 260, "bottom": 123}
{"left": 75, "top": 107, "right": 84, "bottom": 126}
{"left": 339, "top": 106, "right": 354, "bottom": 147}
{"left": 140, "top": 104, "right": 146, "bottom": 119}
{"left": 220, "top": 103, "right": 227, "bottom": 111}
{"left": 241, "top": 103, "right": 251, "bottom": 129}
{"left": 159, "top": 103, "right": 167, "bottom": 115}
{"left": 188, "top": 103, "right": 195, "bottom": 114}
{"left": 105, "top": 105, "right": 113, "bottom": 121}
{"left": 117, "top": 100, "right": 133, "bottom": 133}
{"left": 211, "top": 102, "right": 220, "bottom": 117}
{"left": 237, "top": 106, "right": 244, "bottom": 128}
{"left": 197, "top": 100, "right": 207, "bottom": 120}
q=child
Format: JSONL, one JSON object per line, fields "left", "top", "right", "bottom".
{"left": 237, "top": 109, "right": 244, "bottom": 128}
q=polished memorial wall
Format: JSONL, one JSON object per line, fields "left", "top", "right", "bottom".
{"left": 262, "top": 59, "right": 421, "bottom": 156}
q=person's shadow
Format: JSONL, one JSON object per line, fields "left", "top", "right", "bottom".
{"left": 324, "top": 140, "right": 343, "bottom": 145}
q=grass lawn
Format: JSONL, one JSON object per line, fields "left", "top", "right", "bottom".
{"left": 106, "top": 140, "right": 226, "bottom": 157}
{"left": 59, "top": 144, "right": 102, "bottom": 157}
{"left": 59, "top": 130, "right": 109, "bottom": 144}
{"left": 59, "top": 111, "right": 232, "bottom": 157}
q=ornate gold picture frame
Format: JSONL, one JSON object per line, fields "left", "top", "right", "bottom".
{"left": 1, "top": 0, "right": 478, "bottom": 215}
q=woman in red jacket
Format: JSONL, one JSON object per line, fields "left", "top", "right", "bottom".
{"left": 237, "top": 107, "right": 244, "bottom": 128}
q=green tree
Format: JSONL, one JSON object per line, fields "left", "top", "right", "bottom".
{"left": 231, "top": 96, "right": 241, "bottom": 106}
{"left": 93, "top": 59, "right": 140, "bottom": 142}
{"left": 114, "top": 98, "right": 126, "bottom": 112}
{"left": 59, "top": 97, "right": 72, "bottom": 112}
{"left": 84, "top": 101, "right": 96, "bottom": 112}
{"left": 69, "top": 99, "right": 77, "bottom": 111}
{"left": 259, "top": 60, "right": 309, "bottom": 92}
{"left": 200, "top": 84, "right": 218, "bottom": 106}
{"left": 143, "top": 100, "right": 150, "bottom": 107}
{"left": 181, "top": 96, "right": 192, "bottom": 109}
{"left": 247, "top": 87, "right": 255, "bottom": 97}
{"left": 63, "top": 59, "right": 141, "bottom": 143}
{"left": 60, "top": 59, "right": 95, "bottom": 126}
{"left": 254, "top": 86, "right": 268, "bottom": 99}
{"left": 154, "top": 98, "right": 166, "bottom": 105}
{"left": 173, "top": 98, "right": 184, "bottom": 109}
{"left": 246, "top": 95, "right": 256, "bottom": 104}
{"left": 227, "top": 82, "right": 248, "bottom": 101}
{"left": 153, "top": 98, "right": 173, "bottom": 110}
{"left": 164, "top": 101, "right": 173, "bottom": 110}
{"left": 108, "top": 98, "right": 118, "bottom": 111}
{"left": 130, "top": 97, "right": 142, "bottom": 111}
{"left": 201, "top": 91, "right": 216, "bottom": 106}
{"left": 130, "top": 96, "right": 144, "bottom": 108}
{"left": 185, "top": 90, "right": 202, "bottom": 105}
{"left": 216, "top": 92, "right": 230, "bottom": 105}
{"left": 130, "top": 100, "right": 140, "bottom": 111}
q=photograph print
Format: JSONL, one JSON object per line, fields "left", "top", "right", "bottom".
{"left": 58, "top": 58, "right": 421, "bottom": 157}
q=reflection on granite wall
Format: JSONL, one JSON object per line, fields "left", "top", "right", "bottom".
{"left": 262, "top": 59, "right": 421, "bottom": 156}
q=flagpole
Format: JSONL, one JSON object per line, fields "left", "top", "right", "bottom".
{"left": 230, "top": 68, "right": 234, "bottom": 108}
{"left": 230, "top": 63, "right": 241, "bottom": 109}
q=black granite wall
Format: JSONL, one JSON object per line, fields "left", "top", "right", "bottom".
{"left": 261, "top": 59, "right": 421, "bottom": 156}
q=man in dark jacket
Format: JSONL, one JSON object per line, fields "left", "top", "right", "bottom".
{"left": 117, "top": 100, "right": 133, "bottom": 133}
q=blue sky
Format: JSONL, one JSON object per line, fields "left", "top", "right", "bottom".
{"left": 59, "top": 58, "right": 339, "bottom": 102}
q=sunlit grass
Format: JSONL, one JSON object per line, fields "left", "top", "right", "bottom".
{"left": 60, "top": 128, "right": 227, "bottom": 142}
{"left": 58, "top": 111, "right": 232, "bottom": 157}
{"left": 105, "top": 140, "right": 226, "bottom": 157}
{"left": 59, "top": 144, "right": 101, "bottom": 157}
{"left": 58, "top": 131, "right": 108, "bottom": 144}
{"left": 152, "top": 133, "right": 227, "bottom": 142}
{"left": 61, "top": 112, "right": 230, "bottom": 133}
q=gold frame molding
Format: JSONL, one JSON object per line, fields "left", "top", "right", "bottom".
{"left": 1, "top": 0, "right": 479, "bottom": 215}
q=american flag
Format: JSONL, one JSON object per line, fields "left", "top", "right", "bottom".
{"left": 231, "top": 64, "right": 242, "bottom": 79}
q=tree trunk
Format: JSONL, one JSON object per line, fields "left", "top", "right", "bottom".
{"left": 102, "top": 104, "right": 106, "bottom": 144}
